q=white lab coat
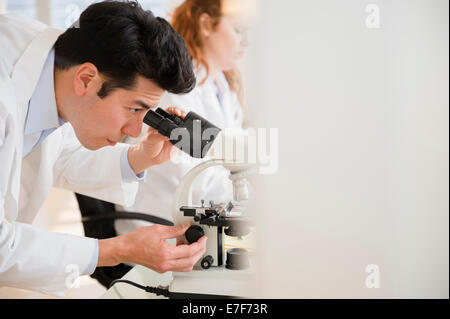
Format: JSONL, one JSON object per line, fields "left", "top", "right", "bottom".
{"left": 0, "top": 14, "right": 139, "bottom": 296}
{"left": 115, "top": 68, "right": 244, "bottom": 234}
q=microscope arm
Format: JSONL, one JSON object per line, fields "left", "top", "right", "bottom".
{"left": 172, "top": 159, "right": 255, "bottom": 226}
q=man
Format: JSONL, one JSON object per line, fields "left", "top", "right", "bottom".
{"left": 0, "top": 1, "right": 207, "bottom": 296}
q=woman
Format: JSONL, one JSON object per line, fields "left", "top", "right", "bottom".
{"left": 115, "top": 0, "right": 249, "bottom": 235}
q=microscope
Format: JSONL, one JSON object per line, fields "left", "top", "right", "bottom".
{"left": 144, "top": 109, "right": 257, "bottom": 298}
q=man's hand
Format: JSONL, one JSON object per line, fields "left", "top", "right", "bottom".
{"left": 98, "top": 223, "right": 207, "bottom": 273}
{"left": 128, "top": 107, "right": 187, "bottom": 175}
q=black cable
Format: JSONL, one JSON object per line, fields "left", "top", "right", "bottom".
{"left": 82, "top": 212, "right": 174, "bottom": 226}
{"left": 109, "top": 279, "right": 172, "bottom": 298}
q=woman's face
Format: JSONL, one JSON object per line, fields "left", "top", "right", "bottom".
{"left": 202, "top": 13, "right": 248, "bottom": 73}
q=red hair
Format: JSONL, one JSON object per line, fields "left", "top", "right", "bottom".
{"left": 171, "top": 0, "right": 243, "bottom": 104}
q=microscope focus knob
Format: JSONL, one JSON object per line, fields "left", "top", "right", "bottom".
{"left": 201, "top": 255, "right": 214, "bottom": 269}
{"left": 185, "top": 225, "right": 205, "bottom": 244}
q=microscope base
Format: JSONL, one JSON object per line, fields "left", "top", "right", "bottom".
{"left": 169, "top": 264, "right": 254, "bottom": 299}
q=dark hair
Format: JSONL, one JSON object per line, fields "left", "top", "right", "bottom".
{"left": 54, "top": 0, "right": 196, "bottom": 98}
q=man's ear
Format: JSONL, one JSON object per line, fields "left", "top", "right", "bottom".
{"left": 73, "top": 63, "right": 101, "bottom": 96}
{"left": 199, "top": 13, "right": 214, "bottom": 38}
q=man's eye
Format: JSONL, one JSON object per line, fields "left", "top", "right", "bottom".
{"left": 130, "top": 108, "right": 141, "bottom": 114}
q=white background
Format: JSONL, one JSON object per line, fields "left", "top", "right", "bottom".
{"left": 248, "top": 0, "right": 448, "bottom": 298}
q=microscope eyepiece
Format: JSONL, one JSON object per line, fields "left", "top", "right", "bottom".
{"left": 143, "top": 108, "right": 221, "bottom": 159}
{"left": 143, "top": 110, "right": 179, "bottom": 137}
{"left": 155, "top": 107, "right": 183, "bottom": 126}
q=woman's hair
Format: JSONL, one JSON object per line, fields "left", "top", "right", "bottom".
{"left": 171, "top": 0, "right": 243, "bottom": 104}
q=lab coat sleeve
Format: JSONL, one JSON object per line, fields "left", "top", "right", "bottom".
{"left": 0, "top": 220, "right": 97, "bottom": 297}
{"left": 52, "top": 124, "right": 139, "bottom": 207}
{"left": 0, "top": 69, "right": 97, "bottom": 297}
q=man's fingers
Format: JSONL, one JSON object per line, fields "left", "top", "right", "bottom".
{"left": 152, "top": 225, "right": 207, "bottom": 273}
{"left": 166, "top": 236, "right": 207, "bottom": 260}
{"left": 169, "top": 142, "right": 180, "bottom": 159}
{"left": 159, "top": 222, "right": 191, "bottom": 239}
{"left": 167, "top": 239, "right": 208, "bottom": 272}
{"left": 145, "top": 127, "right": 168, "bottom": 141}
{"left": 165, "top": 106, "right": 186, "bottom": 119}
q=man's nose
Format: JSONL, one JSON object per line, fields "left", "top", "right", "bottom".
{"left": 123, "top": 117, "right": 144, "bottom": 138}
{"left": 241, "top": 33, "right": 249, "bottom": 48}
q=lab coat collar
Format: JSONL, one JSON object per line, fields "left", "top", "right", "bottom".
{"left": 195, "top": 63, "right": 230, "bottom": 96}
{"left": 12, "top": 27, "right": 62, "bottom": 112}
{"left": 24, "top": 49, "right": 63, "bottom": 135}
{"left": 211, "top": 72, "right": 230, "bottom": 96}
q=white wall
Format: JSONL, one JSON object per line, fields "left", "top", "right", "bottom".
{"left": 249, "top": 0, "right": 449, "bottom": 298}
{"left": 6, "top": 0, "right": 172, "bottom": 28}
{"left": 0, "top": 0, "right": 7, "bottom": 14}
{"left": 36, "top": 0, "right": 51, "bottom": 25}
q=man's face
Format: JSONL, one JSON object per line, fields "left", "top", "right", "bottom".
{"left": 72, "top": 76, "right": 164, "bottom": 150}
